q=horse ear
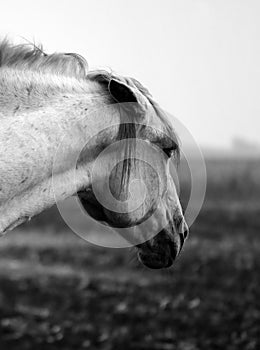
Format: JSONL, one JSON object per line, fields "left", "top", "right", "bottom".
{"left": 109, "top": 79, "right": 139, "bottom": 103}
{"left": 109, "top": 78, "right": 149, "bottom": 120}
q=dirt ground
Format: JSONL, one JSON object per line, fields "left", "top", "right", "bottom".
{"left": 0, "top": 159, "right": 259, "bottom": 350}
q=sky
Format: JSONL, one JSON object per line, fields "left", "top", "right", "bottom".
{"left": 0, "top": 0, "right": 259, "bottom": 149}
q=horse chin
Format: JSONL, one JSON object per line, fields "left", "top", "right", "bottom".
{"left": 136, "top": 228, "right": 183, "bottom": 269}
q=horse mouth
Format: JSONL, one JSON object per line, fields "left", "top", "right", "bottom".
{"left": 136, "top": 229, "right": 186, "bottom": 269}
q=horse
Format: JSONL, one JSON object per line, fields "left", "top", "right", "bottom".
{"left": 0, "top": 39, "right": 188, "bottom": 269}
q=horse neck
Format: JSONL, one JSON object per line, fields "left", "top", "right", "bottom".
{"left": 0, "top": 69, "right": 118, "bottom": 234}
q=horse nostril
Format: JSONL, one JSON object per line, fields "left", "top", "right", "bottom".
{"left": 183, "top": 229, "right": 189, "bottom": 239}
{"left": 178, "top": 228, "right": 189, "bottom": 255}
{"left": 179, "top": 233, "right": 185, "bottom": 253}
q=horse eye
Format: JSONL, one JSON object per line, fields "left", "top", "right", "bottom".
{"left": 163, "top": 147, "right": 174, "bottom": 158}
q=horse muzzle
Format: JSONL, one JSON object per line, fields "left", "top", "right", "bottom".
{"left": 136, "top": 224, "right": 188, "bottom": 269}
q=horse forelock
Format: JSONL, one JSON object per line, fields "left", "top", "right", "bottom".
{"left": 128, "top": 77, "right": 181, "bottom": 163}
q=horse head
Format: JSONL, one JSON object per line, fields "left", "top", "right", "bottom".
{"left": 78, "top": 73, "right": 189, "bottom": 269}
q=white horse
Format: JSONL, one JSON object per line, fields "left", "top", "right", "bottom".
{"left": 0, "top": 39, "right": 188, "bottom": 269}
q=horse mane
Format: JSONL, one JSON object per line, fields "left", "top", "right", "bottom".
{"left": 0, "top": 39, "right": 88, "bottom": 79}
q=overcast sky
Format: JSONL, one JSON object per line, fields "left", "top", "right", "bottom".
{"left": 0, "top": 0, "right": 259, "bottom": 148}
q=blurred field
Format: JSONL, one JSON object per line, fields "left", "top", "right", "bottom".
{"left": 0, "top": 158, "right": 259, "bottom": 350}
